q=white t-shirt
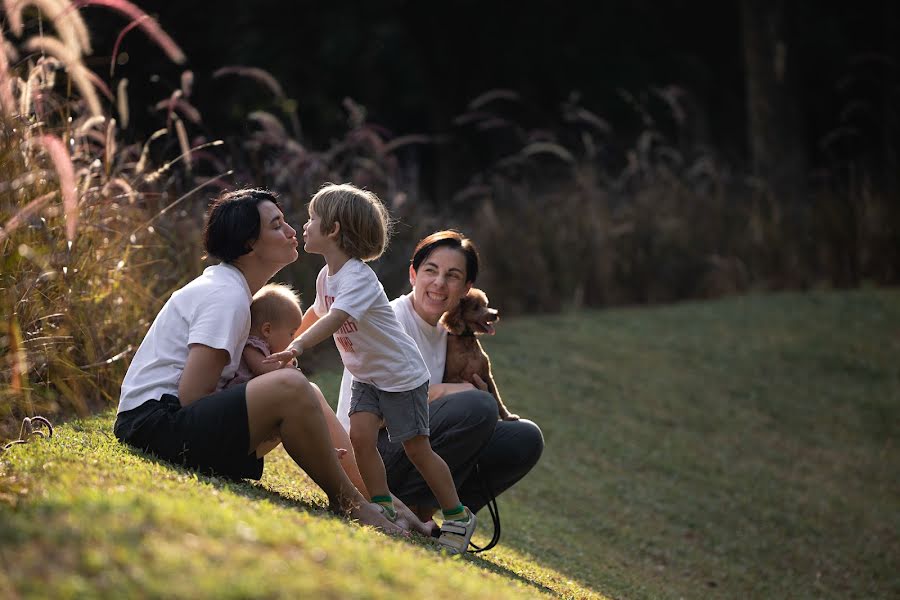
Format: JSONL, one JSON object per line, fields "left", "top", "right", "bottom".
{"left": 118, "top": 263, "right": 252, "bottom": 413}
{"left": 314, "top": 259, "right": 429, "bottom": 398}
{"left": 337, "top": 291, "right": 446, "bottom": 431}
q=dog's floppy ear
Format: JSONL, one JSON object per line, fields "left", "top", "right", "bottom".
{"left": 467, "top": 287, "right": 489, "bottom": 306}
{"left": 440, "top": 295, "right": 472, "bottom": 335}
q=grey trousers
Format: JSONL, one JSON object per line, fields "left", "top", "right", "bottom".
{"left": 377, "top": 389, "right": 544, "bottom": 514}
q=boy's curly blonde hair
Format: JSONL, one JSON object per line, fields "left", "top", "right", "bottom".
{"left": 308, "top": 183, "right": 391, "bottom": 262}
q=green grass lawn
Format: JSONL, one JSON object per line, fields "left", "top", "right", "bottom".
{"left": 2, "top": 289, "right": 898, "bottom": 599}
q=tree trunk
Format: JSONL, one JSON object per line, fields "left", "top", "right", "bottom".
{"left": 740, "top": 0, "right": 808, "bottom": 201}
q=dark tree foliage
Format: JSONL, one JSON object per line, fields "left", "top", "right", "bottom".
{"left": 80, "top": 0, "right": 897, "bottom": 208}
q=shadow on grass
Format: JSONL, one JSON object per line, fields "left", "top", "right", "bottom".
{"left": 119, "top": 444, "right": 561, "bottom": 597}
{"left": 466, "top": 553, "right": 558, "bottom": 596}
{"left": 119, "top": 445, "right": 331, "bottom": 513}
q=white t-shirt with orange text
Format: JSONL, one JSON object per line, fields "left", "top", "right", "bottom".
{"left": 312, "top": 259, "right": 429, "bottom": 393}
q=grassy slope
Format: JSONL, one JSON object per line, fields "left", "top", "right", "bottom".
{"left": 2, "top": 289, "right": 898, "bottom": 599}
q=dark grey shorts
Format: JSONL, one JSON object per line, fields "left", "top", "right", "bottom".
{"left": 349, "top": 380, "right": 429, "bottom": 443}
{"left": 113, "top": 384, "right": 263, "bottom": 481}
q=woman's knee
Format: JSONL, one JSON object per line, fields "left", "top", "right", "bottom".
{"left": 499, "top": 419, "right": 544, "bottom": 467}
{"left": 516, "top": 419, "right": 544, "bottom": 466}
{"left": 248, "top": 369, "right": 316, "bottom": 412}
{"left": 455, "top": 390, "right": 499, "bottom": 423}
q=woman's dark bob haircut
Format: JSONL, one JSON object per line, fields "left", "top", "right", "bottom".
{"left": 204, "top": 188, "right": 281, "bottom": 263}
{"left": 410, "top": 230, "right": 480, "bottom": 283}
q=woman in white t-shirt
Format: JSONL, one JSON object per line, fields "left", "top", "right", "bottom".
{"left": 337, "top": 230, "right": 544, "bottom": 544}
{"left": 113, "top": 188, "right": 408, "bottom": 534}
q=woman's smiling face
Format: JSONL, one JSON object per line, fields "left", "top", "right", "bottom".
{"left": 409, "top": 246, "right": 472, "bottom": 325}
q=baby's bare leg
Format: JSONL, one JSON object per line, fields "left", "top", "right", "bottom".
{"left": 401, "top": 435, "right": 460, "bottom": 511}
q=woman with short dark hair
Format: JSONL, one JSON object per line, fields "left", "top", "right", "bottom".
{"left": 337, "top": 229, "right": 544, "bottom": 537}
{"left": 114, "top": 188, "right": 401, "bottom": 532}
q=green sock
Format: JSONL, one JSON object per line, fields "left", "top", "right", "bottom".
{"left": 372, "top": 495, "right": 396, "bottom": 519}
{"left": 442, "top": 504, "right": 467, "bottom": 521}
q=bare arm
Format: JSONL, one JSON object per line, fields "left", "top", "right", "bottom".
{"left": 298, "top": 308, "right": 349, "bottom": 349}
{"left": 297, "top": 306, "right": 321, "bottom": 334}
{"left": 243, "top": 346, "right": 283, "bottom": 377}
{"left": 265, "top": 308, "right": 349, "bottom": 366}
{"left": 178, "top": 344, "right": 229, "bottom": 406}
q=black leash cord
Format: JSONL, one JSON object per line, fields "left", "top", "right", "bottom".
{"left": 468, "top": 462, "right": 501, "bottom": 553}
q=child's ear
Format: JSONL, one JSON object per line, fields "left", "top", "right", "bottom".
{"left": 326, "top": 221, "right": 341, "bottom": 240}
{"left": 261, "top": 322, "right": 272, "bottom": 337}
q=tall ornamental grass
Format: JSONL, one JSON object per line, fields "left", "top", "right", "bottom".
{"left": 0, "top": 0, "right": 212, "bottom": 439}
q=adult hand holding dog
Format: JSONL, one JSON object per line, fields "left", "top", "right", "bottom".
{"left": 471, "top": 373, "right": 489, "bottom": 392}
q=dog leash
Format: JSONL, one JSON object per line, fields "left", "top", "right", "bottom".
{"left": 467, "top": 462, "right": 501, "bottom": 553}
{"left": 2, "top": 416, "right": 54, "bottom": 451}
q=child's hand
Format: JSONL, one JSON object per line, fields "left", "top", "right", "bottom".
{"left": 264, "top": 339, "right": 303, "bottom": 368}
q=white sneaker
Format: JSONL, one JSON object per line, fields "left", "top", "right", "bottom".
{"left": 437, "top": 507, "right": 476, "bottom": 555}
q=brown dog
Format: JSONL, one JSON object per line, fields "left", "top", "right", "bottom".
{"left": 440, "top": 288, "right": 519, "bottom": 421}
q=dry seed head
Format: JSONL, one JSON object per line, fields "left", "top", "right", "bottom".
{"left": 105, "top": 176, "right": 135, "bottom": 203}
{"left": 116, "top": 78, "right": 128, "bottom": 127}
{"left": 174, "top": 115, "right": 191, "bottom": 173}
{"left": 109, "top": 13, "right": 147, "bottom": 77}
{"left": 0, "top": 190, "right": 56, "bottom": 244}
{"left": 23, "top": 35, "right": 102, "bottom": 116}
{"left": 76, "top": 164, "right": 93, "bottom": 199}
{"left": 213, "top": 66, "right": 285, "bottom": 99}
{"left": 18, "top": 63, "right": 33, "bottom": 115}
{"left": 77, "top": 114, "right": 106, "bottom": 135}
{"left": 0, "top": 26, "right": 15, "bottom": 116}
{"left": 4, "top": 0, "right": 92, "bottom": 54}
{"left": 180, "top": 70, "right": 193, "bottom": 97}
{"left": 134, "top": 127, "right": 166, "bottom": 175}
{"left": 104, "top": 117, "right": 116, "bottom": 173}
{"left": 3, "top": 38, "right": 20, "bottom": 62}
{"left": 33, "top": 134, "right": 78, "bottom": 241}
{"left": 248, "top": 110, "right": 287, "bottom": 138}
{"left": 85, "top": 0, "right": 185, "bottom": 64}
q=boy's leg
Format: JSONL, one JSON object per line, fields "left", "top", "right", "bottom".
{"left": 401, "top": 435, "right": 461, "bottom": 514}
{"left": 349, "top": 411, "right": 392, "bottom": 500}
{"left": 402, "top": 436, "right": 477, "bottom": 555}
{"left": 379, "top": 390, "right": 497, "bottom": 514}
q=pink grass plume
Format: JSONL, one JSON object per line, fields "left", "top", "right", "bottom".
{"left": 35, "top": 134, "right": 79, "bottom": 243}
{"left": 75, "top": 0, "right": 185, "bottom": 65}
{"left": 109, "top": 13, "right": 149, "bottom": 76}
{"left": 213, "top": 66, "right": 285, "bottom": 99}
{"left": 0, "top": 190, "right": 56, "bottom": 244}
{"left": 0, "top": 23, "right": 15, "bottom": 115}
